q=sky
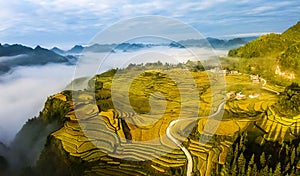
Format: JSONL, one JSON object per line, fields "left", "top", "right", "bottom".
{"left": 0, "top": 0, "right": 300, "bottom": 49}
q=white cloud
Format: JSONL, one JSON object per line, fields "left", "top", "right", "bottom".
{"left": 0, "top": 64, "right": 75, "bottom": 144}
{"left": 0, "top": 0, "right": 300, "bottom": 48}
{"left": 177, "top": 0, "right": 226, "bottom": 11}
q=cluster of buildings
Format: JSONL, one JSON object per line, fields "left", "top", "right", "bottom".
{"left": 250, "top": 74, "right": 260, "bottom": 84}
{"left": 208, "top": 68, "right": 240, "bottom": 76}
{"left": 226, "top": 92, "right": 246, "bottom": 100}
{"left": 226, "top": 91, "right": 260, "bottom": 100}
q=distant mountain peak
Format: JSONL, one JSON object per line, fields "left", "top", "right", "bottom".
{"left": 67, "top": 45, "right": 84, "bottom": 53}
{"left": 0, "top": 43, "right": 73, "bottom": 75}
{"left": 34, "top": 45, "right": 43, "bottom": 50}
{"left": 51, "top": 47, "right": 65, "bottom": 55}
{"left": 168, "top": 37, "right": 256, "bottom": 49}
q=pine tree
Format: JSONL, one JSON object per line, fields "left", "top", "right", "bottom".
{"left": 239, "top": 135, "right": 244, "bottom": 151}
{"left": 285, "top": 162, "right": 291, "bottom": 172}
{"left": 260, "top": 165, "right": 269, "bottom": 176}
{"left": 234, "top": 144, "right": 239, "bottom": 159}
{"left": 260, "top": 152, "right": 266, "bottom": 167}
{"left": 231, "top": 164, "right": 238, "bottom": 176}
{"left": 286, "top": 145, "right": 290, "bottom": 156}
{"left": 231, "top": 144, "right": 239, "bottom": 175}
{"left": 246, "top": 164, "right": 252, "bottom": 176}
{"left": 252, "top": 164, "right": 258, "bottom": 176}
{"left": 249, "top": 154, "right": 255, "bottom": 166}
{"left": 291, "top": 148, "right": 296, "bottom": 165}
{"left": 274, "top": 163, "right": 282, "bottom": 176}
{"left": 238, "top": 153, "right": 246, "bottom": 175}
{"left": 269, "top": 167, "right": 273, "bottom": 176}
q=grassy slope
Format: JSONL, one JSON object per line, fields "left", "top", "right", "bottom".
{"left": 226, "top": 21, "right": 300, "bottom": 85}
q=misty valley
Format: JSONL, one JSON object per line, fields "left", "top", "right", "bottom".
{"left": 1, "top": 21, "right": 300, "bottom": 176}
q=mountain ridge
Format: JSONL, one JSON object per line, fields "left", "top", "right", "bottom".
{"left": 0, "top": 44, "right": 73, "bottom": 75}
{"left": 50, "top": 36, "right": 257, "bottom": 55}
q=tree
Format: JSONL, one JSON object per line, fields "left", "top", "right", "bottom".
{"left": 277, "top": 82, "right": 300, "bottom": 117}
{"left": 249, "top": 154, "right": 255, "bottom": 166}
{"left": 260, "top": 152, "right": 266, "bottom": 168}
{"left": 234, "top": 144, "right": 239, "bottom": 159}
{"left": 269, "top": 168, "right": 273, "bottom": 176}
{"left": 291, "top": 148, "right": 296, "bottom": 165}
{"left": 231, "top": 164, "right": 238, "bottom": 176}
{"left": 274, "top": 163, "right": 281, "bottom": 176}
{"left": 260, "top": 165, "right": 269, "bottom": 176}
{"left": 285, "top": 163, "right": 291, "bottom": 173}
{"left": 246, "top": 154, "right": 255, "bottom": 176}
{"left": 246, "top": 164, "right": 252, "bottom": 176}
{"left": 252, "top": 164, "right": 258, "bottom": 176}
{"left": 238, "top": 153, "right": 246, "bottom": 175}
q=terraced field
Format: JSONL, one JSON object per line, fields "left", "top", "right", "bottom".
{"left": 255, "top": 107, "right": 300, "bottom": 143}
{"left": 46, "top": 69, "right": 224, "bottom": 175}
{"left": 53, "top": 94, "right": 186, "bottom": 175}
{"left": 39, "top": 68, "right": 300, "bottom": 176}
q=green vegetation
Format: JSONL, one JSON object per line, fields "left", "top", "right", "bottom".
{"left": 279, "top": 42, "right": 300, "bottom": 70}
{"left": 223, "top": 128, "right": 300, "bottom": 176}
{"left": 226, "top": 21, "right": 300, "bottom": 85}
{"left": 274, "top": 82, "right": 300, "bottom": 117}
{"left": 228, "top": 33, "right": 289, "bottom": 58}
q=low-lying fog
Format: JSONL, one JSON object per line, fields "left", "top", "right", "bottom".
{"left": 0, "top": 47, "right": 228, "bottom": 145}
{"left": 0, "top": 64, "right": 75, "bottom": 144}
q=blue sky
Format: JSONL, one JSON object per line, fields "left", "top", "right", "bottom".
{"left": 0, "top": 0, "right": 299, "bottom": 49}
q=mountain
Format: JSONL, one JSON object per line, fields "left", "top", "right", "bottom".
{"left": 55, "top": 43, "right": 149, "bottom": 55}
{"left": 227, "top": 21, "right": 300, "bottom": 85}
{"left": 66, "top": 43, "right": 152, "bottom": 53}
{"left": 52, "top": 37, "right": 255, "bottom": 56}
{"left": 85, "top": 43, "right": 115, "bottom": 52}
{"left": 0, "top": 44, "right": 72, "bottom": 75}
{"left": 50, "top": 47, "right": 65, "bottom": 55}
{"left": 169, "top": 37, "right": 257, "bottom": 49}
{"left": 228, "top": 21, "right": 300, "bottom": 59}
{"left": 49, "top": 37, "right": 256, "bottom": 57}
{"left": 115, "top": 43, "right": 152, "bottom": 52}
{"left": 67, "top": 45, "right": 84, "bottom": 54}
{"left": 0, "top": 44, "right": 33, "bottom": 56}
{"left": 225, "top": 38, "right": 246, "bottom": 47}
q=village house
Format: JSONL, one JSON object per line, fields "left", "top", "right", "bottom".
{"left": 250, "top": 74, "right": 260, "bottom": 84}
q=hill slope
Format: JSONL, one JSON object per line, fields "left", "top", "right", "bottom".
{"left": 227, "top": 21, "right": 300, "bottom": 85}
